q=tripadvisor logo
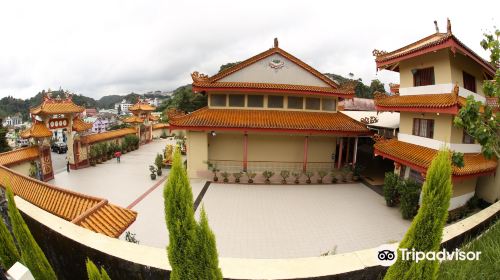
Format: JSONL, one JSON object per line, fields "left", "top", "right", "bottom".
{"left": 375, "top": 244, "right": 481, "bottom": 267}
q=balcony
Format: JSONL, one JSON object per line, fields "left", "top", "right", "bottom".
{"left": 399, "top": 83, "right": 486, "bottom": 103}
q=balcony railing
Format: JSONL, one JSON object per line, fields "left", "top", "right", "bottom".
{"left": 207, "top": 159, "right": 336, "bottom": 173}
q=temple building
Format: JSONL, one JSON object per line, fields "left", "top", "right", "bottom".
{"left": 169, "top": 39, "right": 371, "bottom": 179}
{"left": 372, "top": 19, "right": 498, "bottom": 209}
{"left": 123, "top": 100, "right": 157, "bottom": 144}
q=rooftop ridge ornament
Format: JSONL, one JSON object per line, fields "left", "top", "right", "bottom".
{"left": 274, "top": 37, "right": 279, "bottom": 48}
{"left": 434, "top": 20, "right": 439, "bottom": 33}
{"left": 372, "top": 49, "right": 387, "bottom": 57}
{"left": 191, "top": 71, "right": 209, "bottom": 83}
{"left": 447, "top": 18, "right": 452, "bottom": 35}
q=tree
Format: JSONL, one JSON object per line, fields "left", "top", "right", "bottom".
{"left": 6, "top": 186, "right": 57, "bottom": 280}
{"left": 454, "top": 28, "right": 499, "bottom": 159}
{"left": 218, "top": 61, "right": 241, "bottom": 73}
{"left": 369, "top": 79, "right": 386, "bottom": 97}
{"left": 194, "top": 206, "right": 223, "bottom": 279}
{"left": 0, "top": 201, "right": 20, "bottom": 270}
{"left": 0, "top": 121, "right": 11, "bottom": 153}
{"left": 158, "top": 85, "right": 207, "bottom": 114}
{"left": 164, "top": 149, "right": 198, "bottom": 280}
{"left": 384, "top": 150, "right": 452, "bottom": 280}
{"left": 164, "top": 150, "right": 222, "bottom": 279}
{"left": 86, "top": 259, "right": 111, "bottom": 280}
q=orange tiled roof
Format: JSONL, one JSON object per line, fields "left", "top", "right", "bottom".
{"left": 73, "top": 117, "right": 93, "bottom": 132}
{"left": 122, "top": 115, "right": 144, "bottom": 124}
{"left": 0, "top": 165, "right": 136, "bottom": 237}
{"left": 152, "top": 123, "right": 169, "bottom": 130}
{"left": 373, "top": 24, "right": 496, "bottom": 76}
{"left": 375, "top": 93, "right": 462, "bottom": 108}
{"left": 0, "top": 146, "right": 39, "bottom": 167}
{"left": 169, "top": 107, "right": 370, "bottom": 135}
{"left": 81, "top": 127, "right": 136, "bottom": 144}
{"left": 20, "top": 121, "right": 52, "bottom": 139}
{"left": 30, "top": 95, "right": 85, "bottom": 115}
{"left": 129, "top": 102, "right": 155, "bottom": 112}
{"left": 374, "top": 139, "right": 497, "bottom": 177}
{"left": 149, "top": 115, "right": 160, "bottom": 121}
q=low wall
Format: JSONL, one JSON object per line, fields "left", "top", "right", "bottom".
{"left": 15, "top": 196, "right": 500, "bottom": 280}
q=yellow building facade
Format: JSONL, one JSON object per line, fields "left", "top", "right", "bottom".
{"left": 373, "top": 20, "right": 498, "bottom": 209}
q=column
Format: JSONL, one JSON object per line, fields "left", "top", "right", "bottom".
{"left": 353, "top": 137, "right": 359, "bottom": 165}
{"left": 303, "top": 136, "right": 309, "bottom": 171}
{"left": 346, "top": 138, "right": 351, "bottom": 164}
{"left": 243, "top": 133, "right": 248, "bottom": 171}
{"left": 337, "top": 137, "right": 344, "bottom": 169}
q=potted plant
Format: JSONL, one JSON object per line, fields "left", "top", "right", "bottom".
{"left": 149, "top": 165, "right": 157, "bottom": 180}
{"left": 352, "top": 164, "right": 364, "bottom": 181}
{"left": 280, "top": 170, "right": 290, "bottom": 184}
{"left": 233, "top": 172, "right": 242, "bottom": 183}
{"left": 155, "top": 153, "right": 164, "bottom": 176}
{"left": 207, "top": 162, "right": 219, "bottom": 182}
{"left": 89, "top": 146, "right": 97, "bottom": 166}
{"left": 317, "top": 170, "right": 327, "bottom": 184}
{"left": 330, "top": 171, "right": 338, "bottom": 183}
{"left": 304, "top": 170, "right": 314, "bottom": 184}
{"left": 262, "top": 170, "right": 275, "bottom": 184}
{"left": 291, "top": 171, "right": 301, "bottom": 184}
{"left": 245, "top": 171, "right": 256, "bottom": 183}
{"left": 221, "top": 171, "right": 230, "bottom": 183}
{"left": 341, "top": 165, "right": 351, "bottom": 182}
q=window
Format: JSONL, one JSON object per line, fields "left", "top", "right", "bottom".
{"left": 210, "top": 94, "right": 226, "bottom": 106}
{"left": 463, "top": 131, "right": 475, "bottom": 144}
{"left": 229, "top": 94, "right": 245, "bottom": 107}
{"left": 409, "top": 169, "right": 424, "bottom": 185}
{"left": 463, "top": 71, "right": 476, "bottom": 93}
{"left": 322, "top": 98, "right": 336, "bottom": 111}
{"left": 247, "top": 95, "right": 264, "bottom": 107}
{"left": 305, "top": 97, "right": 320, "bottom": 110}
{"left": 268, "top": 95, "right": 284, "bottom": 108}
{"left": 413, "top": 67, "right": 435, "bottom": 86}
{"left": 287, "top": 96, "right": 303, "bottom": 109}
{"left": 412, "top": 118, "right": 434, "bottom": 138}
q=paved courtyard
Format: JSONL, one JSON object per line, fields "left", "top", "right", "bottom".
{"left": 49, "top": 140, "right": 410, "bottom": 258}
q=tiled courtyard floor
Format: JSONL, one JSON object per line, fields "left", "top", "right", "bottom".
{"left": 50, "top": 140, "right": 411, "bottom": 258}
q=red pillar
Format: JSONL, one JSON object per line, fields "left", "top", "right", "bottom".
{"left": 303, "top": 136, "right": 309, "bottom": 172}
{"left": 353, "top": 137, "right": 359, "bottom": 165}
{"left": 346, "top": 138, "right": 351, "bottom": 164}
{"left": 243, "top": 133, "right": 248, "bottom": 171}
{"left": 337, "top": 137, "right": 344, "bottom": 169}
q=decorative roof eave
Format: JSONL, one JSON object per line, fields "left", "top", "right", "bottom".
{"left": 169, "top": 124, "right": 373, "bottom": 137}
{"left": 375, "top": 104, "right": 459, "bottom": 114}
{"left": 192, "top": 83, "right": 354, "bottom": 98}
{"left": 201, "top": 44, "right": 340, "bottom": 88}
{"left": 129, "top": 102, "right": 156, "bottom": 112}
{"left": 72, "top": 117, "right": 93, "bottom": 132}
{"left": 20, "top": 122, "right": 53, "bottom": 139}
{"left": 373, "top": 139, "right": 497, "bottom": 179}
{"left": 0, "top": 146, "right": 40, "bottom": 167}
{"left": 375, "top": 36, "right": 496, "bottom": 77}
{"left": 122, "top": 116, "right": 144, "bottom": 124}
{"left": 152, "top": 123, "right": 169, "bottom": 130}
{"left": 81, "top": 127, "right": 137, "bottom": 144}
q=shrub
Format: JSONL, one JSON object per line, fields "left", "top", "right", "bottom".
{"left": 155, "top": 153, "right": 164, "bottom": 170}
{"left": 0, "top": 202, "right": 20, "bottom": 269}
{"left": 220, "top": 171, "right": 230, "bottom": 183}
{"left": 303, "top": 170, "right": 314, "bottom": 184}
{"left": 399, "top": 179, "right": 421, "bottom": 219}
{"left": 232, "top": 172, "right": 242, "bottom": 183}
{"left": 6, "top": 186, "right": 57, "bottom": 280}
{"left": 317, "top": 170, "right": 328, "bottom": 183}
{"left": 383, "top": 172, "right": 399, "bottom": 207}
{"left": 86, "top": 258, "right": 111, "bottom": 280}
{"left": 245, "top": 171, "right": 256, "bottom": 183}
{"left": 193, "top": 206, "right": 223, "bottom": 279}
{"left": 384, "top": 150, "right": 452, "bottom": 280}
{"left": 291, "top": 171, "right": 301, "bottom": 184}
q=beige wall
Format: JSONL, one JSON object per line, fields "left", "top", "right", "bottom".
{"left": 452, "top": 178, "right": 477, "bottom": 197}
{"left": 399, "top": 112, "right": 456, "bottom": 142}
{"left": 476, "top": 164, "right": 500, "bottom": 203}
{"left": 186, "top": 131, "right": 208, "bottom": 178}
{"left": 219, "top": 53, "right": 331, "bottom": 87}
{"left": 247, "top": 134, "right": 304, "bottom": 162}
{"left": 450, "top": 52, "right": 485, "bottom": 95}
{"left": 399, "top": 49, "right": 452, "bottom": 88}
{"left": 307, "top": 136, "right": 337, "bottom": 162}
{"left": 208, "top": 133, "right": 243, "bottom": 161}
{"left": 8, "top": 161, "right": 33, "bottom": 177}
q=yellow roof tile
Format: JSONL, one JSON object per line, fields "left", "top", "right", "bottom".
{"left": 0, "top": 147, "right": 39, "bottom": 166}
{"left": 20, "top": 121, "right": 52, "bottom": 139}
{"left": 81, "top": 128, "right": 136, "bottom": 144}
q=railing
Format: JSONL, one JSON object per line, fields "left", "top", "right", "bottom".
{"left": 208, "top": 160, "right": 335, "bottom": 173}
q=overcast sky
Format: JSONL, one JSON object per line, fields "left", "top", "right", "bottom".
{"left": 0, "top": 0, "right": 498, "bottom": 99}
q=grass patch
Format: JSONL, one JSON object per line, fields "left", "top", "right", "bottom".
{"left": 438, "top": 219, "right": 500, "bottom": 280}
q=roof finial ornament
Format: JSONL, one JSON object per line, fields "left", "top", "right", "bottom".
{"left": 274, "top": 37, "right": 279, "bottom": 48}
{"left": 434, "top": 20, "right": 439, "bottom": 33}
{"left": 447, "top": 18, "right": 452, "bottom": 34}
